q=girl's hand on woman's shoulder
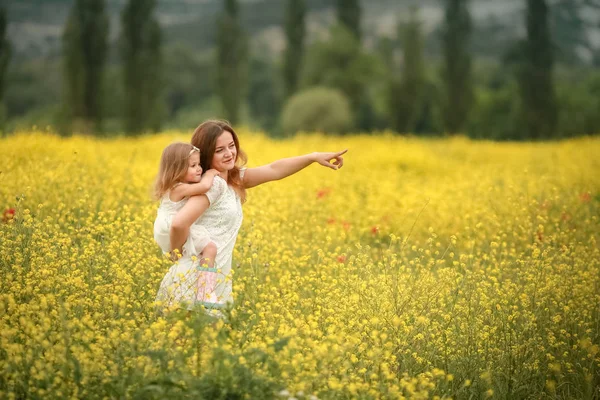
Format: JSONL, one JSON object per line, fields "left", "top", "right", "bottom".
{"left": 204, "top": 169, "right": 220, "bottom": 177}
{"left": 312, "top": 149, "right": 347, "bottom": 170}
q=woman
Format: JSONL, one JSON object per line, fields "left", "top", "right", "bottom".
{"left": 155, "top": 119, "right": 346, "bottom": 313}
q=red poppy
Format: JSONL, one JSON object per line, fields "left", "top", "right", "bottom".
{"left": 579, "top": 192, "right": 591, "bottom": 203}
{"left": 342, "top": 221, "right": 351, "bottom": 231}
{"left": 337, "top": 255, "right": 346, "bottom": 263}
{"left": 371, "top": 226, "right": 379, "bottom": 235}
{"left": 327, "top": 217, "right": 336, "bottom": 225}
{"left": 2, "top": 208, "right": 15, "bottom": 223}
{"left": 317, "top": 188, "right": 331, "bottom": 199}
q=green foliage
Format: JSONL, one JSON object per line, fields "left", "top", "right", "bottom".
{"left": 467, "top": 83, "right": 522, "bottom": 141}
{"left": 389, "top": 9, "right": 427, "bottom": 134}
{"left": 336, "top": 0, "right": 361, "bottom": 39}
{"left": 283, "top": 0, "right": 306, "bottom": 98}
{"left": 441, "top": 0, "right": 473, "bottom": 134}
{"left": 160, "top": 0, "right": 334, "bottom": 54}
{"left": 3, "top": 104, "right": 63, "bottom": 134}
{"left": 555, "top": 72, "right": 600, "bottom": 137}
{"left": 248, "top": 57, "right": 282, "bottom": 132}
{"left": 216, "top": 0, "right": 248, "bottom": 124}
{"left": 103, "top": 66, "right": 125, "bottom": 125}
{"left": 0, "top": 7, "right": 10, "bottom": 101}
{"left": 92, "top": 309, "right": 285, "bottom": 399}
{"left": 62, "top": 0, "right": 109, "bottom": 132}
{"left": 167, "top": 96, "right": 251, "bottom": 131}
{"left": 302, "top": 24, "right": 377, "bottom": 123}
{"left": 3, "top": 0, "right": 600, "bottom": 140}
{"left": 121, "top": 0, "right": 165, "bottom": 134}
{"left": 375, "top": 36, "right": 395, "bottom": 73}
{"left": 163, "top": 45, "right": 215, "bottom": 118}
{"left": 4, "top": 58, "right": 62, "bottom": 118}
{"left": 518, "top": 0, "right": 558, "bottom": 139}
{"left": 280, "top": 86, "right": 353, "bottom": 135}
{"left": 413, "top": 80, "right": 443, "bottom": 135}
{"left": 0, "top": 102, "right": 6, "bottom": 133}
{"left": 167, "top": 97, "right": 221, "bottom": 130}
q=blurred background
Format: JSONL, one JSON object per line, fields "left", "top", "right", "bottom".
{"left": 1, "top": 0, "right": 600, "bottom": 139}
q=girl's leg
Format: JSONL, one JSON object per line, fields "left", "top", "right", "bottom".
{"left": 196, "top": 242, "right": 218, "bottom": 303}
{"left": 200, "top": 242, "right": 217, "bottom": 269}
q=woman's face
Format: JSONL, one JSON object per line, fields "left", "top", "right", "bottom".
{"left": 211, "top": 130, "right": 237, "bottom": 172}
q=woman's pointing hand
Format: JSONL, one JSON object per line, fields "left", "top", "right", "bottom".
{"left": 313, "top": 149, "right": 348, "bottom": 170}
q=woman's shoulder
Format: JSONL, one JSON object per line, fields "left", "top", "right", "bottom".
{"left": 212, "top": 175, "right": 229, "bottom": 189}
{"left": 205, "top": 176, "right": 227, "bottom": 204}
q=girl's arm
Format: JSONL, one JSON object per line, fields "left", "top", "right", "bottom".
{"left": 170, "top": 169, "right": 220, "bottom": 201}
{"left": 243, "top": 150, "right": 347, "bottom": 189}
{"left": 170, "top": 195, "right": 210, "bottom": 253}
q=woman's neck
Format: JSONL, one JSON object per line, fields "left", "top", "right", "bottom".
{"left": 219, "top": 170, "right": 228, "bottom": 181}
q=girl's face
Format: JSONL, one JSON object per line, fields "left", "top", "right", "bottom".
{"left": 184, "top": 152, "right": 202, "bottom": 183}
{"left": 211, "top": 131, "right": 237, "bottom": 172}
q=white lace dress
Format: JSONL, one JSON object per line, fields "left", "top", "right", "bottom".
{"left": 153, "top": 189, "right": 212, "bottom": 257}
{"left": 155, "top": 174, "right": 243, "bottom": 310}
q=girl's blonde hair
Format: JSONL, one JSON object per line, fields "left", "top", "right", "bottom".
{"left": 154, "top": 142, "right": 198, "bottom": 200}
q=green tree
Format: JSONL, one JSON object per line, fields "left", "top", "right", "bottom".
{"left": 163, "top": 45, "right": 215, "bottom": 118}
{"left": 62, "top": 0, "right": 109, "bottom": 132}
{"left": 554, "top": 72, "right": 600, "bottom": 137}
{"left": 248, "top": 56, "right": 282, "bottom": 132}
{"left": 280, "top": 86, "right": 353, "bottom": 135}
{"left": 302, "top": 24, "right": 377, "bottom": 130}
{"left": 121, "top": 0, "right": 163, "bottom": 134}
{"left": 518, "top": 0, "right": 558, "bottom": 139}
{"left": 216, "top": 0, "right": 248, "bottom": 124}
{"left": 376, "top": 36, "right": 395, "bottom": 73}
{"left": 389, "top": 9, "right": 426, "bottom": 133}
{"left": 336, "top": 0, "right": 361, "bottom": 40}
{"left": 467, "top": 82, "right": 521, "bottom": 141}
{"left": 441, "top": 0, "right": 473, "bottom": 134}
{"left": 0, "top": 7, "right": 11, "bottom": 128}
{"left": 283, "top": 0, "right": 306, "bottom": 98}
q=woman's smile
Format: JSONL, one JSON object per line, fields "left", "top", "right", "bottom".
{"left": 212, "top": 131, "right": 237, "bottom": 172}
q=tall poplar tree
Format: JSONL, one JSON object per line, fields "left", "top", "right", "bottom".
{"left": 121, "top": 0, "right": 163, "bottom": 134}
{"left": 441, "top": 0, "right": 473, "bottom": 134}
{"left": 63, "top": 0, "right": 108, "bottom": 132}
{"left": 283, "top": 0, "right": 306, "bottom": 98}
{"left": 518, "top": 0, "right": 557, "bottom": 139}
{"left": 216, "top": 0, "right": 247, "bottom": 124}
{"left": 336, "top": 0, "right": 361, "bottom": 40}
{"left": 389, "top": 9, "right": 425, "bottom": 133}
{"left": 0, "top": 7, "right": 11, "bottom": 126}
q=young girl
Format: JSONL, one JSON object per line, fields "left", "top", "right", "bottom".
{"left": 153, "top": 142, "right": 220, "bottom": 305}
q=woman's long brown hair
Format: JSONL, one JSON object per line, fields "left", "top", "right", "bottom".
{"left": 191, "top": 119, "right": 247, "bottom": 203}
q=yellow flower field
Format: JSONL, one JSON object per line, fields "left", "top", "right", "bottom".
{"left": 0, "top": 130, "right": 599, "bottom": 399}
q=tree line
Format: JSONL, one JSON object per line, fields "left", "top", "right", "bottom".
{"left": 0, "top": 0, "right": 599, "bottom": 140}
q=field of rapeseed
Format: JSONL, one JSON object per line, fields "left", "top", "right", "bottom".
{"left": 1, "top": 130, "right": 599, "bottom": 399}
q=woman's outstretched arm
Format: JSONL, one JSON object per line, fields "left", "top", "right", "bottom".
{"left": 170, "top": 195, "right": 210, "bottom": 253}
{"left": 243, "top": 150, "right": 347, "bottom": 189}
